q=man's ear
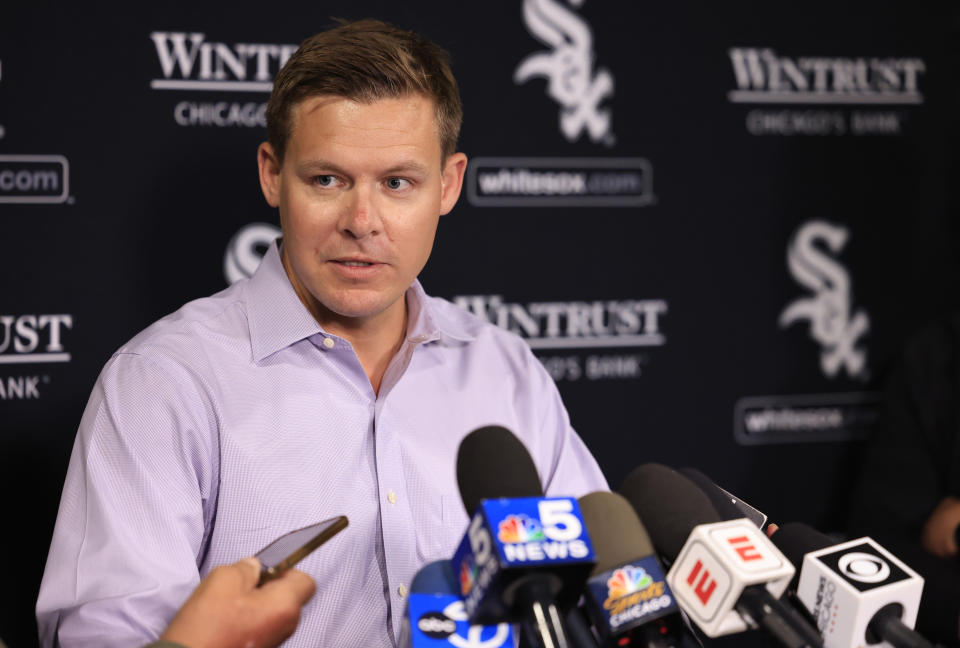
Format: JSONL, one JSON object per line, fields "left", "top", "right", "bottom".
{"left": 439, "top": 152, "right": 468, "bottom": 216}
{"left": 257, "top": 142, "right": 282, "bottom": 208}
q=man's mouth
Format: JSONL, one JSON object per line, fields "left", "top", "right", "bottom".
{"left": 338, "top": 261, "right": 373, "bottom": 267}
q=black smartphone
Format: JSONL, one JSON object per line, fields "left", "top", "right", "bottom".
{"left": 255, "top": 515, "right": 349, "bottom": 585}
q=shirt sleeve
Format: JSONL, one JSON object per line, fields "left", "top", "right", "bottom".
{"left": 36, "top": 351, "right": 219, "bottom": 648}
{"left": 510, "top": 342, "right": 609, "bottom": 498}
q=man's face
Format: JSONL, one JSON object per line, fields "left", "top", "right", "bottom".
{"left": 258, "top": 94, "right": 466, "bottom": 331}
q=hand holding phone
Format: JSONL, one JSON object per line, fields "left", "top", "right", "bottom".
{"left": 256, "top": 515, "right": 349, "bottom": 586}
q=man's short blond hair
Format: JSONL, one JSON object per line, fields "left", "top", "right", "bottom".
{"left": 266, "top": 19, "right": 463, "bottom": 163}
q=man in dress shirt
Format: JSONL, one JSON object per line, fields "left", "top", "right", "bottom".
{"left": 37, "top": 19, "right": 607, "bottom": 648}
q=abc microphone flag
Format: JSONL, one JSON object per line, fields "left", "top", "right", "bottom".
{"left": 402, "top": 560, "right": 514, "bottom": 648}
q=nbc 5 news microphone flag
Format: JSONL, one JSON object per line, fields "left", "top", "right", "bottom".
{"left": 452, "top": 496, "right": 595, "bottom": 624}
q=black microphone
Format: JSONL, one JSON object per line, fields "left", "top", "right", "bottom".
{"left": 620, "top": 463, "right": 822, "bottom": 648}
{"left": 452, "top": 425, "right": 597, "bottom": 648}
{"left": 771, "top": 522, "right": 931, "bottom": 648}
{"left": 577, "top": 490, "right": 695, "bottom": 647}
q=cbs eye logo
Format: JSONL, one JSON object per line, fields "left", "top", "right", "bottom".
{"left": 837, "top": 552, "right": 890, "bottom": 584}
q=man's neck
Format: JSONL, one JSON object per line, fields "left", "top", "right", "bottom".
{"left": 318, "top": 302, "right": 408, "bottom": 396}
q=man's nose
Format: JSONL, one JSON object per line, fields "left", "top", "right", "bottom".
{"left": 339, "top": 184, "right": 381, "bottom": 239}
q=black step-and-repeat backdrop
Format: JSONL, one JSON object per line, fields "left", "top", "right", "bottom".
{"left": 2, "top": 2, "right": 958, "bottom": 645}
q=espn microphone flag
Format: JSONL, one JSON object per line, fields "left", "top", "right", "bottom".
{"left": 794, "top": 537, "right": 923, "bottom": 648}
{"left": 666, "top": 519, "right": 794, "bottom": 637}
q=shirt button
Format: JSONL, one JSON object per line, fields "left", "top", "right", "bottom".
{"left": 398, "top": 584, "right": 408, "bottom": 597}
{"left": 322, "top": 337, "right": 335, "bottom": 349}
{"left": 387, "top": 490, "right": 397, "bottom": 505}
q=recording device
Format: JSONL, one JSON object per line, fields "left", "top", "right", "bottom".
{"left": 678, "top": 467, "right": 767, "bottom": 530}
{"left": 255, "top": 515, "right": 348, "bottom": 586}
{"left": 452, "top": 425, "right": 596, "bottom": 648}
{"left": 577, "top": 490, "right": 691, "bottom": 647}
{"left": 401, "top": 560, "right": 514, "bottom": 648}
{"left": 771, "top": 522, "right": 930, "bottom": 648}
{"left": 620, "top": 464, "right": 822, "bottom": 647}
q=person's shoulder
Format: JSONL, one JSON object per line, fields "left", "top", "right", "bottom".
{"left": 116, "top": 280, "right": 250, "bottom": 363}
{"left": 424, "top": 293, "right": 535, "bottom": 355}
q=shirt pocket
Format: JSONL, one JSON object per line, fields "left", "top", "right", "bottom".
{"left": 419, "top": 494, "right": 470, "bottom": 563}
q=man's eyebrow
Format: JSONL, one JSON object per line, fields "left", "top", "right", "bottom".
{"left": 296, "top": 159, "right": 431, "bottom": 177}
{"left": 296, "top": 159, "right": 349, "bottom": 176}
{"left": 381, "top": 160, "right": 430, "bottom": 176}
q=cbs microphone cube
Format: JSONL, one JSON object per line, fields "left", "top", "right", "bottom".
{"left": 795, "top": 537, "right": 923, "bottom": 648}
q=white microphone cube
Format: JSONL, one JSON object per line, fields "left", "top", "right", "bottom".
{"left": 795, "top": 537, "right": 924, "bottom": 648}
{"left": 666, "top": 519, "right": 795, "bottom": 637}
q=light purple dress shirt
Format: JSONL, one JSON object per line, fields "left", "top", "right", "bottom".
{"left": 36, "top": 241, "right": 608, "bottom": 648}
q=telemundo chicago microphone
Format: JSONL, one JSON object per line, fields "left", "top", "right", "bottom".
{"left": 577, "top": 490, "right": 694, "bottom": 647}
{"left": 620, "top": 463, "right": 823, "bottom": 648}
{"left": 452, "top": 425, "right": 597, "bottom": 648}
{"left": 771, "top": 522, "right": 931, "bottom": 648}
{"left": 401, "top": 559, "right": 514, "bottom": 648}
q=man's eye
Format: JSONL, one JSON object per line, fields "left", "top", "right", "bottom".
{"left": 385, "top": 177, "right": 411, "bottom": 190}
{"left": 313, "top": 175, "right": 337, "bottom": 187}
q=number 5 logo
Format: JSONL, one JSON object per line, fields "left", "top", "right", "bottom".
{"left": 468, "top": 514, "right": 493, "bottom": 566}
{"left": 538, "top": 499, "right": 582, "bottom": 541}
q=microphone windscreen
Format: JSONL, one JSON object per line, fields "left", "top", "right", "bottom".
{"left": 620, "top": 463, "right": 722, "bottom": 560}
{"left": 578, "top": 491, "right": 655, "bottom": 575}
{"left": 768, "top": 522, "right": 834, "bottom": 567}
{"left": 678, "top": 467, "right": 746, "bottom": 521}
{"left": 410, "top": 560, "right": 459, "bottom": 595}
{"left": 456, "top": 425, "right": 543, "bottom": 515}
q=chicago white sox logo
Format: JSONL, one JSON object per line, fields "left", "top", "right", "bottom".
{"left": 514, "top": 0, "right": 615, "bottom": 145}
{"left": 779, "top": 220, "right": 870, "bottom": 380}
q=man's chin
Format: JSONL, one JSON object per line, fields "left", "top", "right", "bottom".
{"left": 313, "top": 291, "right": 406, "bottom": 326}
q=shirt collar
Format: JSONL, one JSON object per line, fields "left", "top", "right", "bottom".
{"left": 245, "top": 239, "right": 324, "bottom": 361}
{"left": 246, "top": 239, "right": 476, "bottom": 361}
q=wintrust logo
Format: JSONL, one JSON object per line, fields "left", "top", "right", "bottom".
{"left": 454, "top": 294, "right": 666, "bottom": 382}
{"left": 150, "top": 32, "right": 298, "bottom": 127}
{"left": 0, "top": 315, "right": 73, "bottom": 364}
{"left": 0, "top": 314, "right": 73, "bottom": 402}
{"left": 728, "top": 48, "right": 926, "bottom": 136}
{"left": 150, "top": 32, "right": 297, "bottom": 91}
{"left": 515, "top": 0, "right": 614, "bottom": 145}
{"left": 454, "top": 295, "right": 665, "bottom": 350}
{"left": 728, "top": 48, "right": 925, "bottom": 105}
{"left": 779, "top": 220, "right": 869, "bottom": 380}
